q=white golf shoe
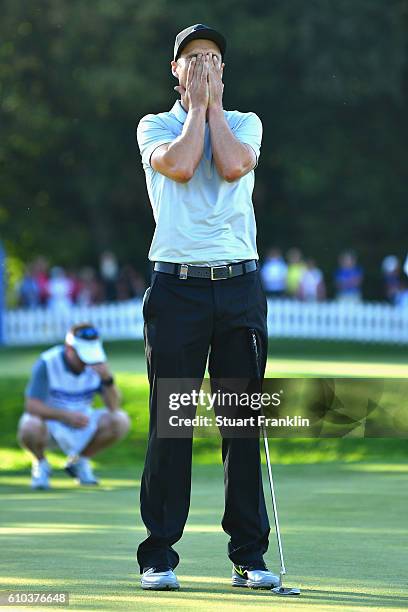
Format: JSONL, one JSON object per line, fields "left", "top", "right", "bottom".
{"left": 64, "top": 457, "right": 99, "bottom": 485}
{"left": 232, "top": 564, "right": 280, "bottom": 589}
{"left": 31, "top": 458, "right": 51, "bottom": 490}
{"left": 141, "top": 567, "right": 180, "bottom": 590}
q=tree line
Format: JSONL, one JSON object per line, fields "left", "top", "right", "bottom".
{"left": 1, "top": 0, "right": 407, "bottom": 297}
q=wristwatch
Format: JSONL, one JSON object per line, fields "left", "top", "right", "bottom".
{"left": 101, "top": 376, "right": 115, "bottom": 387}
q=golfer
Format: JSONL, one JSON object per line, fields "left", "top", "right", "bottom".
{"left": 18, "top": 323, "right": 130, "bottom": 489}
{"left": 136, "top": 24, "right": 278, "bottom": 590}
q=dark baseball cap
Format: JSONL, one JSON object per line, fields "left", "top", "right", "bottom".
{"left": 173, "top": 24, "right": 227, "bottom": 61}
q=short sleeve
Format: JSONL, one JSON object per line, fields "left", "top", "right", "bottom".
{"left": 234, "top": 112, "right": 263, "bottom": 168}
{"left": 136, "top": 114, "right": 176, "bottom": 168}
{"left": 25, "top": 359, "right": 49, "bottom": 402}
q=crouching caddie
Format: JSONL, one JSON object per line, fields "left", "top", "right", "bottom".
{"left": 17, "top": 323, "right": 130, "bottom": 489}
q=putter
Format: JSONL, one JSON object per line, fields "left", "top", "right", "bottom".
{"left": 249, "top": 329, "right": 301, "bottom": 596}
{"left": 261, "top": 424, "right": 301, "bottom": 596}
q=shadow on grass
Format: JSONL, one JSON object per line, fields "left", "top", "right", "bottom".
{"left": 1, "top": 463, "right": 407, "bottom": 610}
{"left": 1, "top": 575, "right": 406, "bottom": 610}
{"left": 0, "top": 469, "right": 140, "bottom": 491}
{"left": 304, "top": 588, "right": 408, "bottom": 606}
{"left": 112, "top": 582, "right": 408, "bottom": 609}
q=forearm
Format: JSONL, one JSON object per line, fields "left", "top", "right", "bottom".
{"left": 102, "top": 384, "right": 121, "bottom": 411}
{"left": 25, "top": 398, "right": 69, "bottom": 423}
{"left": 208, "top": 107, "right": 254, "bottom": 182}
{"left": 164, "top": 106, "right": 206, "bottom": 178}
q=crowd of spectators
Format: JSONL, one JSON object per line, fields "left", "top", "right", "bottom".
{"left": 17, "top": 253, "right": 146, "bottom": 311}
{"left": 260, "top": 248, "right": 327, "bottom": 302}
{"left": 15, "top": 249, "right": 408, "bottom": 310}
{"left": 260, "top": 248, "right": 408, "bottom": 305}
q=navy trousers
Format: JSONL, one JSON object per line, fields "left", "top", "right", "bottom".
{"left": 137, "top": 265, "right": 270, "bottom": 571}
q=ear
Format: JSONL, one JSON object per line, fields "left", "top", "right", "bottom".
{"left": 171, "top": 60, "right": 179, "bottom": 79}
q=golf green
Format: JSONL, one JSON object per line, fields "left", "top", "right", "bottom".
{"left": 0, "top": 462, "right": 407, "bottom": 611}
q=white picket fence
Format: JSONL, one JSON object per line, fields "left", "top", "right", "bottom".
{"left": 3, "top": 300, "right": 144, "bottom": 346}
{"left": 2, "top": 298, "right": 408, "bottom": 346}
{"left": 267, "top": 300, "right": 408, "bottom": 343}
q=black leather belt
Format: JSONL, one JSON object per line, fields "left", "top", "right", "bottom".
{"left": 154, "top": 260, "right": 258, "bottom": 280}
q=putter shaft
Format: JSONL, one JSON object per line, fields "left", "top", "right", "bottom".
{"left": 261, "top": 424, "right": 286, "bottom": 578}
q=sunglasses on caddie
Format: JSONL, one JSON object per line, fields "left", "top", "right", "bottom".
{"left": 74, "top": 327, "right": 99, "bottom": 341}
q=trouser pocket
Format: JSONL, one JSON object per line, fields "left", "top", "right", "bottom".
{"left": 142, "top": 272, "right": 159, "bottom": 320}
{"left": 248, "top": 327, "right": 262, "bottom": 381}
{"left": 142, "top": 287, "right": 151, "bottom": 320}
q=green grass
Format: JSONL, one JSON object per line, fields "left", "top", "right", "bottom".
{"left": 1, "top": 371, "right": 408, "bottom": 469}
{"left": 0, "top": 462, "right": 407, "bottom": 611}
{"left": 1, "top": 339, "right": 408, "bottom": 470}
{"left": 1, "top": 339, "right": 408, "bottom": 378}
{"left": 1, "top": 341, "right": 408, "bottom": 610}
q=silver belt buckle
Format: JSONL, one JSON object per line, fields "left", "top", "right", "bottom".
{"left": 210, "top": 265, "right": 232, "bottom": 280}
{"left": 179, "top": 264, "right": 188, "bottom": 280}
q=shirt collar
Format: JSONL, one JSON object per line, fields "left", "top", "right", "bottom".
{"left": 170, "top": 99, "right": 188, "bottom": 124}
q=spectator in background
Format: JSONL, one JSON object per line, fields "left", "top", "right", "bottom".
{"left": 397, "top": 257, "right": 408, "bottom": 307}
{"left": 260, "top": 247, "right": 288, "bottom": 298}
{"left": 47, "top": 267, "right": 73, "bottom": 313}
{"left": 381, "top": 256, "right": 401, "bottom": 304}
{"left": 100, "top": 251, "right": 119, "bottom": 302}
{"left": 334, "top": 251, "right": 363, "bottom": 303}
{"left": 67, "top": 269, "right": 82, "bottom": 304}
{"left": 286, "top": 248, "right": 306, "bottom": 298}
{"left": 404, "top": 254, "right": 408, "bottom": 277}
{"left": 32, "top": 256, "right": 49, "bottom": 306}
{"left": 116, "top": 265, "right": 145, "bottom": 301}
{"left": 18, "top": 264, "right": 41, "bottom": 308}
{"left": 298, "top": 259, "right": 326, "bottom": 302}
{"left": 395, "top": 282, "right": 408, "bottom": 307}
{"left": 77, "top": 267, "right": 104, "bottom": 306}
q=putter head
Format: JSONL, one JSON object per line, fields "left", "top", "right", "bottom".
{"left": 272, "top": 586, "right": 301, "bottom": 596}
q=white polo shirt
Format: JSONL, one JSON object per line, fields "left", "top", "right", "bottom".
{"left": 136, "top": 100, "right": 262, "bottom": 265}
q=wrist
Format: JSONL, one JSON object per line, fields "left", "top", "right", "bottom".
{"left": 189, "top": 104, "right": 207, "bottom": 115}
{"left": 101, "top": 375, "right": 115, "bottom": 387}
{"left": 207, "top": 103, "right": 224, "bottom": 118}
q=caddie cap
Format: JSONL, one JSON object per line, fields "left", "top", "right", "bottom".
{"left": 65, "top": 324, "right": 106, "bottom": 365}
{"left": 174, "top": 24, "right": 226, "bottom": 61}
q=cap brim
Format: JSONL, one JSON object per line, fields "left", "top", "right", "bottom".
{"left": 175, "top": 29, "right": 226, "bottom": 60}
{"left": 73, "top": 339, "right": 106, "bottom": 365}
